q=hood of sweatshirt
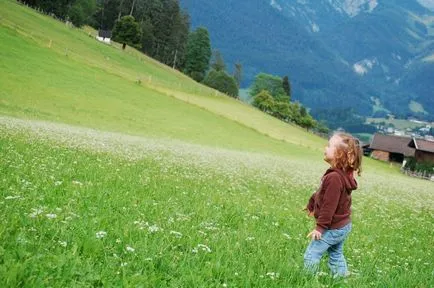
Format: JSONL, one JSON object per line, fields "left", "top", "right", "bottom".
{"left": 324, "top": 168, "right": 358, "bottom": 193}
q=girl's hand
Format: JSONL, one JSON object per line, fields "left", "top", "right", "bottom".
{"left": 307, "top": 229, "right": 322, "bottom": 240}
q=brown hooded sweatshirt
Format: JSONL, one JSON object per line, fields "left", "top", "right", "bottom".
{"left": 306, "top": 168, "right": 358, "bottom": 234}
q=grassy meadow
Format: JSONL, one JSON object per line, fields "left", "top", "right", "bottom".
{"left": 1, "top": 0, "right": 433, "bottom": 287}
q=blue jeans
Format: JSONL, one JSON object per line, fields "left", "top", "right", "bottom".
{"left": 304, "top": 222, "right": 352, "bottom": 276}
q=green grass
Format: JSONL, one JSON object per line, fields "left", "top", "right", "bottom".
{"left": 409, "top": 100, "right": 428, "bottom": 114}
{"left": 1, "top": 1, "right": 434, "bottom": 287}
{"left": 423, "top": 53, "right": 434, "bottom": 62}
{"left": 366, "top": 117, "right": 430, "bottom": 130}
{"left": 370, "top": 97, "right": 390, "bottom": 114}
{"left": 1, "top": 123, "right": 433, "bottom": 287}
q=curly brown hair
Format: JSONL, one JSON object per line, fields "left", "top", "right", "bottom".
{"left": 331, "top": 133, "right": 363, "bottom": 176}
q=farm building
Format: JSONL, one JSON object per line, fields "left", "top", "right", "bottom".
{"left": 408, "top": 138, "right": 434, "bottom": 164}
{"left": 369, "top": 134, "right": 415, "bottom": 163}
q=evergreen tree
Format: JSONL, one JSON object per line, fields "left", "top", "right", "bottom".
{"left": 68, "top": 0, "right": 96, "bottom": 27}
{"left": 282, "top": 75, "right": 291, "bottom": 100}
{"left": 211, "top": 50, "right": 225, "bottom": 72}
{"left": 184, "top": 27, "right": 211, "bottom": 82}
{"left": 234, "top": 62, "right": 242, "bottom": 88}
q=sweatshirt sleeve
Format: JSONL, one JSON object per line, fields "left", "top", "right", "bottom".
{"left": 315, "top": 173, "right": 342, "bottom": 233}
{"left": 306, "top": 192, "right": 315, "bottom": 212}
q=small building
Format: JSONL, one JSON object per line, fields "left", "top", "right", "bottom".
{"left": 97, "top": 30, "right": 112, "bottom": 44}
{"left": 408, "top": 138, "right": 434, "bottom": 163}
{"left": 369, "top": 133, "right": 415, "bottom": 163}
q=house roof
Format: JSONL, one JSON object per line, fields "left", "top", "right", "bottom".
{"left": 369, "top": 133, "right": 415, "bottom": 157}
{"left": 408, "top": 138, "right": 434, "bottom": 153}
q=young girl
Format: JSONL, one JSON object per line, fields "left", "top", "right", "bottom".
{"left": 304, "top": 133, "right": 362, "bottom": 277}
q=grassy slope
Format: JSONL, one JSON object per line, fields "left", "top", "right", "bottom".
{"left": 0, "top": 0, "right": 322, "bottom": 155}
{"left": 1, "top": 121, "right": 433, "bottom": 287}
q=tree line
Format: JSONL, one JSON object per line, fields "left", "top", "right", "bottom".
{"left": 249, "top": 73, "right": 325, "bottom": 131}
{"left": 19, "top": 0, "right": 190, "bottom": 69}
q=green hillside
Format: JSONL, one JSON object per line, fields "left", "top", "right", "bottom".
{"left": 0, "top": 0, "right": 323, "bottom": 155}
{"left": 1, "top": 1, "right": 433, "bottom": 287}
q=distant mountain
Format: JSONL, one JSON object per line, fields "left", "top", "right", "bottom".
{"left": 180, "top": 0, "right": 434, "bottom": 119}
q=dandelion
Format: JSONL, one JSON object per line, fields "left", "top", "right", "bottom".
{"left": 96, "top": 231, "right": 107, "bottom": 239}
{"left": 116, "top": 238, "right": 122, "bottom": 243}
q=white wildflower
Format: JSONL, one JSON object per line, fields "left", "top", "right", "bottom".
{"left": 283, "top": 233, "right": 291, "bottom": 239}
{"left": 96, "top": 231, "right": 107, "bottom": 239}
{"left": 58, "top": 241, "right": 67, "bottom": 247}
{"left": 266, "top": 272, "right": 280, "bottom": 280}
{"left": 46, "top": 213, "right": 57, "bottom": 219}
{"left": 170, "top": 230, "right": 183, "bottom": 238}
{"left": 197, "top": 244, "right": 212, "bottom": 253}
{"left": 126, "top": 245, "right": 135, "bottom": 253}
{"left": 5, "top": 195, "right": 21, "bottom": 200}
{"left": 29, "top": 208, "right": 44, "bottom": 218}
{"left": 148, "top": 224, "right": 160, "bottom": 233}
{"left": 72, "top": 180, "right": 83, "bottom": 186}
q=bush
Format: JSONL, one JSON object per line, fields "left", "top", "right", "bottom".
{"left": 203, "top": 69, "right": 239, "bottom": 98}
{"left": 252, "top": 90, "right": 274, "bottom": 113}
{"left": 112, "top": 16, "right": 142, "bottom": 50}
{"left": 404, "top": 157, "right": 434, "bottom": 176}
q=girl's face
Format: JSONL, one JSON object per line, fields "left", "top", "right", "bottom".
{"left": 324, "top": 135, "right": 342, "bottom": 164}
